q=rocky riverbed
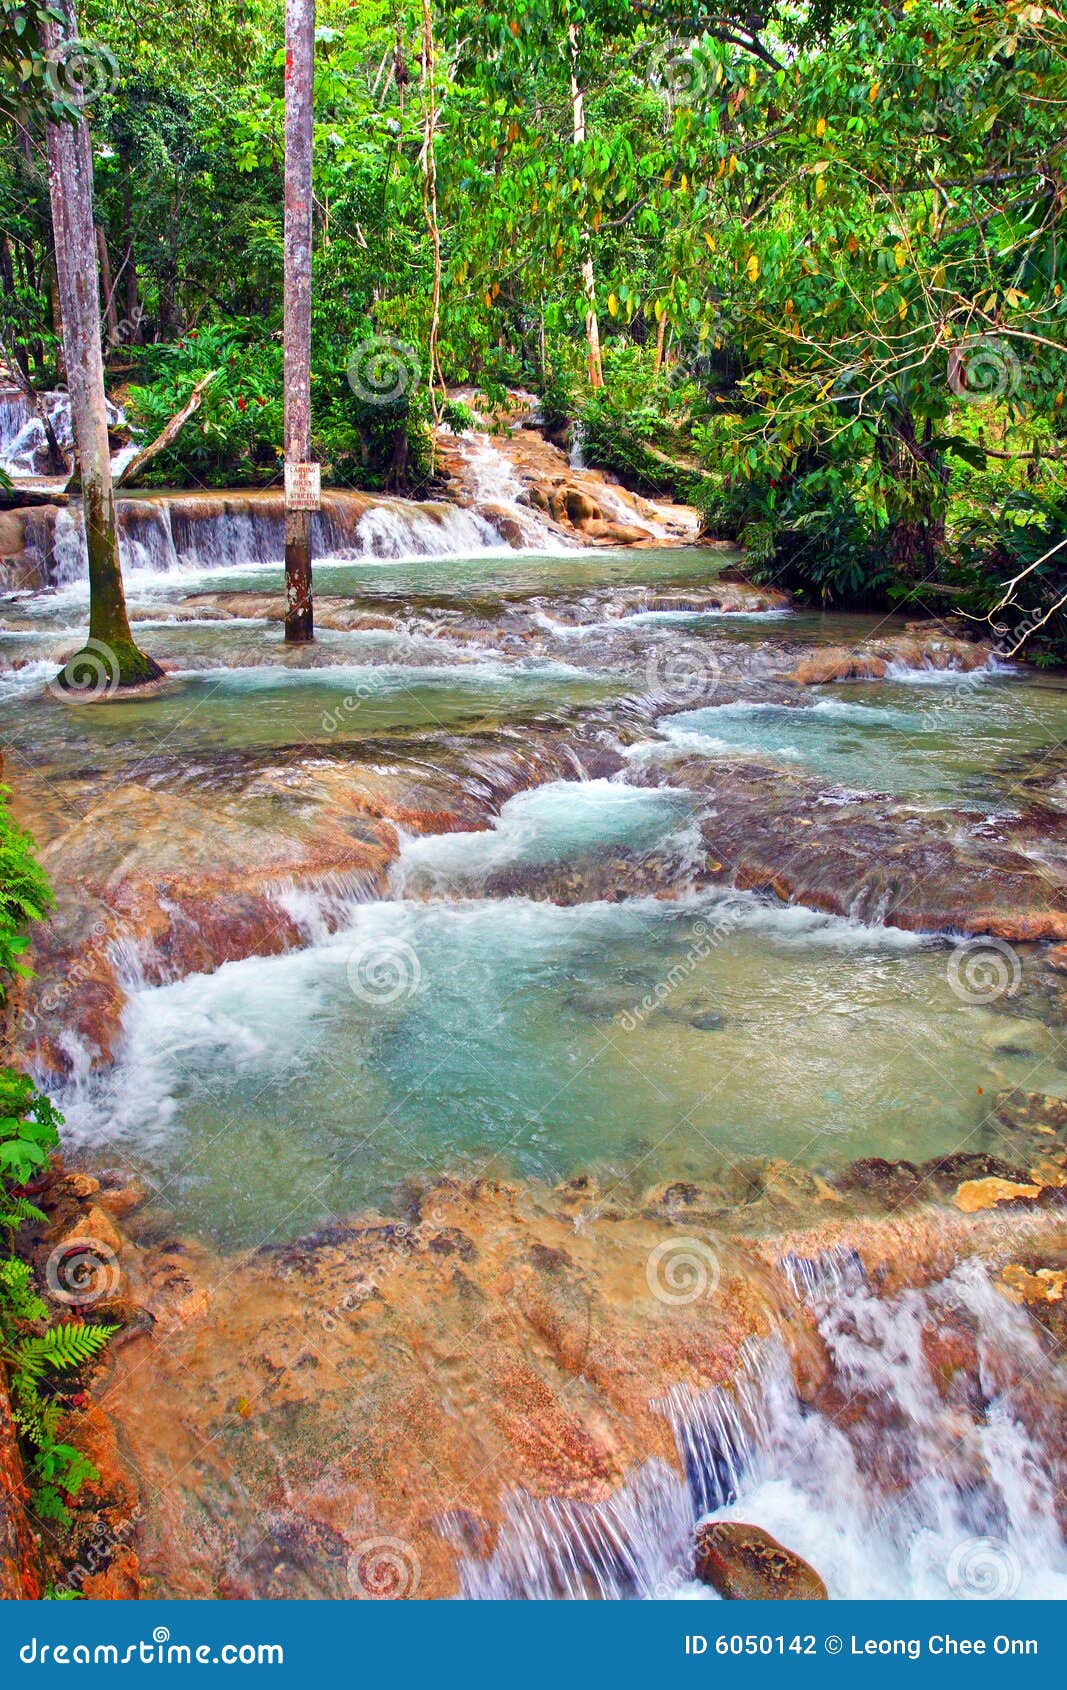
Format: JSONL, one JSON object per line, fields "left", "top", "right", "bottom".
{"left": 3, "top": 441, "right": 1067, "bottom": 1599}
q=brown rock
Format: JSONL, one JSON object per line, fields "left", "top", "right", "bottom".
{"left": 953, "top": 1177, "right": 1041, "bottom": 1214}
{"left": 694, "top": 1521, "right": 827, "bottom": 1600}
{"left": 59, "top": 1205, "right": 124, "bottom": 1260}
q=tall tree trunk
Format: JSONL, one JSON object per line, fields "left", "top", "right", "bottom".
{"left": 568, "top": 24, "right": 604, "bottom": 390}
{"left": 420, "top": 0, "right": 445, "bottom": 440}
{"left": 95, "top": 224, "right": 120, "bottom": 348}
{"left": 41, "top": 0, "right": 160, "bottom": 688}
{"left": 120, "top": 166, "right": 141, "bottom": 337}
{"left": 283, "top": 0, "right": 315, "bottom": 641}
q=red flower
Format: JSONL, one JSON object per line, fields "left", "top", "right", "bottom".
{"left": 237, "top": 396, "right": 247, "bottom": 412}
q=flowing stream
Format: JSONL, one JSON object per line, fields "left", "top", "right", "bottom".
{"left": 4, "top": 435, "right": 1067, "bottom": 1599}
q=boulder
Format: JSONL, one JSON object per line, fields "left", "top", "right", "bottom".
{"left": 694, "top": 1521, "right": 827, "bottom": 1600}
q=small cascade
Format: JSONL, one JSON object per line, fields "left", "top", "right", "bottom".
{"left": 457, "top": 1259, "right": 1067, "bottom": 1599}
{"left": 453, "top": 1461, "right": 694, "bottom": 1599}
{"left": 568, "top": 419, "right": 587, "bottom": 471}
{"left": 448, "top": 430, "right": 574, "bottom": 552}
{"left": 0, "top": 385, "right": 125, "bottom": 478}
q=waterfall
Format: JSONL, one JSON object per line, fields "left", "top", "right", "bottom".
{"left": 0, "top": 385, "right": 125, "bottom": 479}
{"left": 455, "top": 1257, "right": 1067, "bottom": 1599}
{"left": 20, "top": 457, "right": 571, "bottom": 589}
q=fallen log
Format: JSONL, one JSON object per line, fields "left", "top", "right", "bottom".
{"left": 114, "top": 369, "right": 220, "bottom": 488}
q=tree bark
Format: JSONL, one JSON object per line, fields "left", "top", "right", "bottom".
{"left": 569, "top": 24, "right": 604, "bottom": 390}
{"left": 95, "top": 223, "right": 119, "bottom": 349}
{"left": 283, "top": 0, "right": 314, "bottom": 643}
{"left": 41, "top": 0, "right": 160, "bottom": 687}
{"left": 120, "top": 167, "right": 140, "bottom": 337}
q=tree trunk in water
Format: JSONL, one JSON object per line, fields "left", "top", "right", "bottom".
{"left": 283, "top": 0, "right": 315, "bottom": 643}
{"left": 569, "top": 25, "right": 604, "bottom": 390}
{"left": 42, "top": 0, "right": 160, "bottom": 688}
{"left": 95, "top": 224, "right": 120, "bottom": 349}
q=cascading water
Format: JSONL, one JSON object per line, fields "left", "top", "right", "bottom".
{"left": 458, "top": 1256, "right": 1067, "bottom": 1599}
{"left": 0, "top": 384, "right": 126, "bottom": 478}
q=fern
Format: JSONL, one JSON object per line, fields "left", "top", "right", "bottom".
{"left": 13, "top": 1321, "right": 118, "bottom": 1384}
{"left": 0, "top": 1258, "right": 47, "bottom": 1324}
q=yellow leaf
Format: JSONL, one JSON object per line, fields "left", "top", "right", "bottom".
{"left": 728, "top": 154, "right": 738, "bottom": 175}
{"left": 746, "top": 254, "right": 760, "bottom": 283}
{"left": 815, "top": 175, "right": 826, "bottom": 198}
{"left": 715, "top": 158, "right": 725, "bottom": 179}
{"left": 704, "top": 231, "right": 717, "bottom": 252}
{"left": 816, "top": 117, "right": 826, "bottom": 138}
{"left": 898, "top": 298, "right": 907, "bottom": 319}
{"left": 655, "top": 298, "right": 665, "bottom": 322}
{"left": 680, "top": 173, "right": 688, "bottom": 193}
{"left": 748, "top": 66, "right": 757, "bottom": 87}
{"left": 784, "top": 298, "right": 794, "bottom": 315}
{"left": 869, "top": 82, "right": 880, "bottom": 104}
{"left": 893, "top": 242, "right": 907, "bottom": 270}
{"left": 608, "top": 292, "right": 618, "bottom": 317}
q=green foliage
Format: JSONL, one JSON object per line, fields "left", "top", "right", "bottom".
{"left": 0, "top": 787, "right": 51, "bottom": 991}
{"left": 0, "top": 807, "right": 116, "bottom": 1532}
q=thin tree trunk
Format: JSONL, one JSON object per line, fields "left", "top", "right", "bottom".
{"left": 653, "top": 309, "right": 668, "bottom": 376}
{"left": 41, "top": 0, "right": 160, "bottom": 687}
{"left": 120, "top": 167, "right": 140, "bottom": 336}
{"left": 420, "top": 0, "right": 446, "bottom": 441}
{"left": 46, "top": 252, "right": 64, "bottom": 385}
{"left": 568, "top": 24, "right": 604, "bottom": 390}
{"left": 283, "top": 0, "right": 314, "bottom": 642}
{"left": 95, "top": 224, "right": 120, "bottom": 348}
